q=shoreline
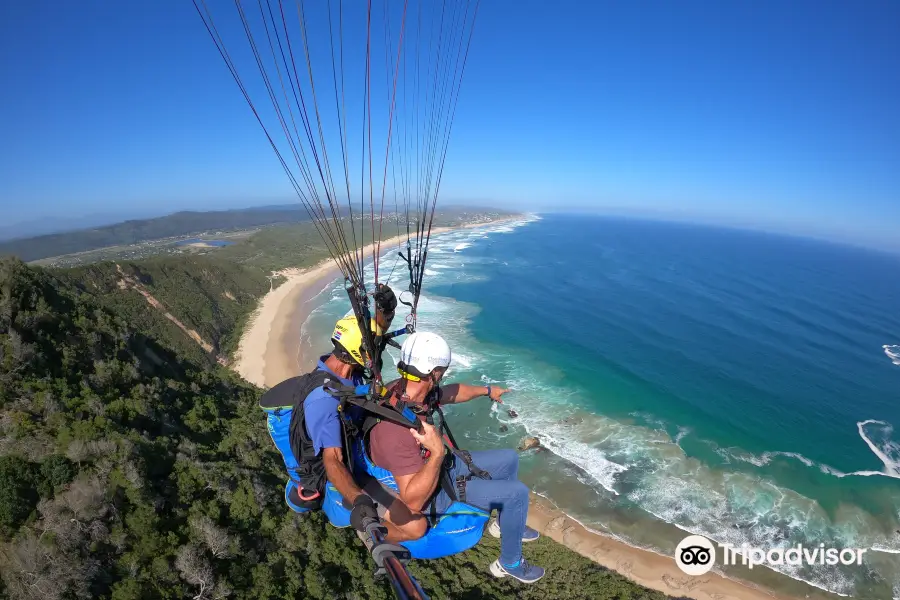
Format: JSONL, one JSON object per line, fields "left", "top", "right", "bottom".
{"left": 233, "top": 217, "right": 522, "bottom": 388}
{"left": 526, "top": 493, "right": 809, "bottom": 600}
{"left": 230, "top": 214, "right": 813, "bottom": 600}
{"left": 232, "top": 259, "right": 340, "bottom": 388}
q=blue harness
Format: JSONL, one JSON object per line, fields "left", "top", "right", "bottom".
{"left": 262, "top": 378, "right": 490, "bottom": 559}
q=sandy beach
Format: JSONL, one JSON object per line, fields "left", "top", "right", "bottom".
{"left": 234, "top": 220, "right": 504, "bottom": 388}
{"left": 231, "top": 216, "right": 808, "bottom": 600}
{"left": 233, "top": 236, "right": 402, "bottom": 388}
{"left": 232, "top": 258, "right": 342, "bottom": 388}
{"left": 526, "top": 494, "right": 811, "bottom": 600}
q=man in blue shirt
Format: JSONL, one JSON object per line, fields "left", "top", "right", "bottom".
{"left": 301, "top": 312, "right": 427, "bottom": 543}
{"left": 302, "top": 317, "right": 365, "bottom": 497}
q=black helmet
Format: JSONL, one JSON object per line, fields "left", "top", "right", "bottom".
{"left": 374, "top": 283, "right": 397, "bottom": 322}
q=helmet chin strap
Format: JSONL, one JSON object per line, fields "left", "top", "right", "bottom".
{"left": 332, "top": 345, "right": 358, "bottom": 366}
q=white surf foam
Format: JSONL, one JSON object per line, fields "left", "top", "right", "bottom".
{"left": 453, "top": 242, "right": 472, "bottom": 252}
{"left": 476, "top": 214, "right": 540, "bottom": 235}
{"left": 505, "top": 392, "right": 868, "bottom": 595}
{"left": 432, "top": 322, "right": 875, "bottom": 594}
{"left": 511, "top": 408, "right": 634, "bottom": 494}
{"left": 854, "top": 420, "right": 900, "bottom": 479}
{"left": 488, "top": 386, "right": 879, "bottom": 596}
{"left": 715, "top": 426, "right": 900, "bottom": 482}
{"left": 631, "top": 468, "right": 864, "bottom": 596}
{"left": 720, "top": 448, "right": 818, "bottom": 469}
{"left": 885, "top": 345, "right": 900, "bottom": 366}
{"left": 529, "top": 427, "right": 628, "bottom": 496}
{"left": 450, "top": 353, "right": 474, "bottom": 369}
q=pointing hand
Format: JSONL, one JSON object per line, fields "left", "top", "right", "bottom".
{"left": 488, "top": 386, "right": 510, "bottom": 403}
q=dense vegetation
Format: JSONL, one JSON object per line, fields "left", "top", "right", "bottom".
{"left": 22, "top": 207, "right": 518, "bottom": 364}
{"left": 215, "top": 222, "right": 340, "bottom": 273}
{"left": 0, "top": 249, "right": 675, "bottom": 599}
{"left": 196, "top": 208, "right": 516, "bottom": 273}
{"left": 54, "top": 257, "right": 271, "bottom": 366}
{"left": 0, "top": 206, "right": 313, "bottom": 262}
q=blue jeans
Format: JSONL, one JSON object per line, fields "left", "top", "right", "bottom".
{"left": 434, "top": 449, "right": 528, "bottom": 565}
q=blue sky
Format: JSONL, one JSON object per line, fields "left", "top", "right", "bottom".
{"left": 1, "top": 1, "right": 898, "bottom": 250}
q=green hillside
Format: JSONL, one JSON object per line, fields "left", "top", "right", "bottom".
{"left": 1, "top": 205, "right": 518, "bottom": 266}
{"left": 54, "top": 257, "right": 270, "bottom": 367}
{"left": 0, "top": 207, "right": 313, "bottom": 262}
{"left": 0, "top": 257, "right": 677, "bottom": 600}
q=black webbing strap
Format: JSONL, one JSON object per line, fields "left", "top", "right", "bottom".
{"left": 455, "top": 477, "right": 468, "bottom": 503}
{"left": 328, "top": 382, "right": 423, "bottom": 433}
{"left": 328, "top": 381, "right": 492, "bottom": 512}
{"left": 452, "top": 449, "right": 491, "bottom": 480}
{"left": 432, "top": 405, "right": 491, "bottom": 481}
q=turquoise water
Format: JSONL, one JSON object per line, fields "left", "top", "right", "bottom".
{"left": 302, "top": 215, "right": 900, "bottom": 598}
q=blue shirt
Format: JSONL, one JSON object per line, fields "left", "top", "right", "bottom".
{"left": 303, "top": 355, "right": 364, "bottom": 456}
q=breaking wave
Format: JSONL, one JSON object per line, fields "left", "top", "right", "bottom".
{"left": 885, "top": 345, "right": 900, "bottom": 366}
{"left": 855, "top": 420, "right": 900, "bottom": 478}
{"left": 712, "top": 421, "right": 900, "bottom": 481}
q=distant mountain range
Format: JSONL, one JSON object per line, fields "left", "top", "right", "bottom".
{"left": 0, "top": 205, "right": 315, "bottom": 262}
{"left": 0, "top": 203, "right": 510, "bottom": 263}
{"left": 0, "top": 212, "right": 160, "bottom": 242}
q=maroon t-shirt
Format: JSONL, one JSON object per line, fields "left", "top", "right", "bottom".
{"left": 369, "top": 414, "right": 427, "bottom": 476}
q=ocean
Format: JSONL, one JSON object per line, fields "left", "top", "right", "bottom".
{"left": 301, "top": 214, "right": 900, "bottom": 599}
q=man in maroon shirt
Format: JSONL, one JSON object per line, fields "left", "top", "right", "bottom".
{"left": 367, "top": 332, "right": 545, "bottom": 584}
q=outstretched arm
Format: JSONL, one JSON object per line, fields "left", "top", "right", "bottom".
{"left": 439, "top": 383, "right": 508, "bottom": 404}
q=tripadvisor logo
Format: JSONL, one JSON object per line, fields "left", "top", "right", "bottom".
{"left": 675, "top": 535, "right": 716, "bottom": 575}
{"left": 674, "top": 534, "right": 868, "bottom": 576}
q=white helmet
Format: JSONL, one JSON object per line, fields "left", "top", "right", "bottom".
{"left": 399, "top": 331, "right": 451, "bottom": 379}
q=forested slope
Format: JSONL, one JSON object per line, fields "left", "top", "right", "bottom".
{"left": 0, "top": 207, "right": 313, "bottom": 262}
{"left": 56, "top": 257, "right": 270, "bottom": 366}
{"left": 0, "top": 257, "right": 675, "bottom": 600}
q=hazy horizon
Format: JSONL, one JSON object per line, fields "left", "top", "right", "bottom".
{"left": 4, "top": 200, "right": 899, "bottom": 259}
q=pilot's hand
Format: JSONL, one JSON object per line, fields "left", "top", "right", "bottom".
{"left": 411, "top": 421, "right": 446, "bottom": 459}
{"left": 350, "top": 494, "right": 378, "bottom": 532}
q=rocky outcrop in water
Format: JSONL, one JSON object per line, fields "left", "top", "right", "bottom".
{"left": 517, "top": 436, "right": 541, "bottom": 451}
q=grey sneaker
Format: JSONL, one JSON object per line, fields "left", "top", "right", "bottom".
{"left": 489, "top": 558, "right": 545, "bottom": 583}
{"left": 488, "top": 519, "right": 540, "bottom": 542}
